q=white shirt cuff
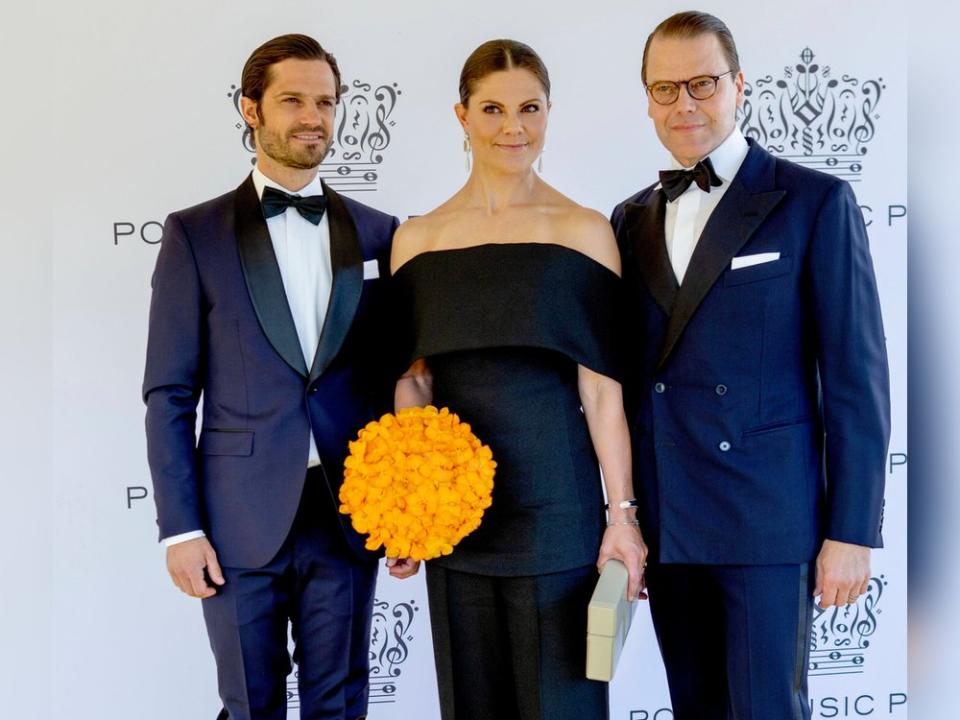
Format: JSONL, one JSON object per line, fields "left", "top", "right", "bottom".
{"left": 163, "top": 530, "right": 206, "bottom": 547}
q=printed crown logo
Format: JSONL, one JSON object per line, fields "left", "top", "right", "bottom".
{"left": 228, "top": 79, "right": 401, "bottom": 192}
{"left": 809, "top": 575, "right": 886, "bottom": 676}
{"left": 738, "top": 48, "right": 884, "bottom": 181}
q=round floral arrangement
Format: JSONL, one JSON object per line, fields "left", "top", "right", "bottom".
{"left": 338, "top": 405, "right": 496, "bottom": 561}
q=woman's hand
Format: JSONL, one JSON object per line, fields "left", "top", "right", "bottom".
{"left": 386, "top": 557, "right": 421, "bottom": 579}
{"left": 597, "top": 523, "right": 648, "bottom": 601}
{"left": 395, "top": 359, "right": 433, "bottom": 410}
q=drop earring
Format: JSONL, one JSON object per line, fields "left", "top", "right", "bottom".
{"left": 537, "top": 148, "right": 544, "bottom": 173}
{"left": 464, "top": 134, "right": 471, "bottom": 172}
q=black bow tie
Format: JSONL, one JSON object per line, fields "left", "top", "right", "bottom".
{"left": 659, "top": 157, "right": 723, "bottom": 202}
{"left": 261, "top": 186, "right": 328, "bottom": 225}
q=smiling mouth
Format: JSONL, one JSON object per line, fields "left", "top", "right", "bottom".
{"left": 495, "top": 143, "right": 529, "bottom": 151}
{"left": 291, "top": 133, "right": 326, "bottom": 143}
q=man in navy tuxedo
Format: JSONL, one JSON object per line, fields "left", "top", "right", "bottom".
{"left": 143, "top": 34, "right": 398, "bottom": 720}
{"left": 611, "top": 12, "right": 890, "bottom": 719}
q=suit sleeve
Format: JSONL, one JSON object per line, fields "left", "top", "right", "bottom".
{"left": 808, "top": 181, "right": 890, "bottom": 547}
{"left": 609, "top": 200, "right": 645, "bottom": 415}
{"left": 609, "top": 204, "right": 622, "bottom": 231}
{"left": 142, "top": 213, "right": 206, "bottom": 541}
{"left": 379, "top": 214, "right": 409, "bottom": 412}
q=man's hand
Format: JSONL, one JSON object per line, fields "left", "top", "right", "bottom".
{"left": 166, "top": 537, "right": 225, "bottom": 599}
{"left": 597, "top": 524, "right": 649, "bottom": 601}
{"left": 813, "top": 539, "right": 871, "bottom": 608}
{"left": 385, "top": 557, "right": 421, "bottom": 579}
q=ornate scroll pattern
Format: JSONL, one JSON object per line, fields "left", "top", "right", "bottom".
{"left": 738, "top": 48, "right": 884, "bottom": 182}
{"left": 228, "top": 84, "right": 256, "bottom": 156}
{"left": 229, "top": 79, "right": 401, "bottom": 191}
{"left": 809, "top": 575, "right": 886, "bottom": 676}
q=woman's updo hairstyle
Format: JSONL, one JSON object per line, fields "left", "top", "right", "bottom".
{"left": 459, "top": 39, "right": 550, "bottom": 107}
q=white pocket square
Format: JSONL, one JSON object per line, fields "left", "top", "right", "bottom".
{"left": 731, "top": 252, "right": 780, "bottom": 270}
{"left": 362, "top": 259, "right": 380, "bottom": 280}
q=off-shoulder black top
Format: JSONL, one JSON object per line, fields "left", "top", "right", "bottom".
{"left": 393, "top": 242, "right": 623, "bottom": 575}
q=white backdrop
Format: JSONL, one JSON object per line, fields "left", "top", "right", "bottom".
{"left": 0, "top": 1, "right": 906, "bottom": 718}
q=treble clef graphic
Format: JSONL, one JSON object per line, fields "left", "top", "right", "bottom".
{"left": 384, "top": 620, "right": 409, "bottom": 668}
{"left": 384, "top": 601, "right": 415, "bottom": 668}
{"left": 854, "top": 576, "right": 884, "bottom": 642}
{"left": 364, "top": 84, "right": 399, "bottom": 163}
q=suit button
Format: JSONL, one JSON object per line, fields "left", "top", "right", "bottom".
{"left": 309, "top": 386, "right": 318, "bottom": 394}
{"left": 718, "top": 441, "right": 731, "bottom": 452}
{"left": 654, "top": 382, "right": 666, "bottom": 394}
{"left": 715, "top": 384, "right": 728, "bottom": 396}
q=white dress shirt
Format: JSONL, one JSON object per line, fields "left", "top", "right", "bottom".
{"left": 663, "top": 126, "right": 750, "bottom": 284}
{"left": 164, "top": 167, "right": 333, "bottom": 547}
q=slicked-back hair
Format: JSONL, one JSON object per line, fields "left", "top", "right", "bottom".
{"left": 641, "top": 11, "right": 740, "bottom": 84}
{"left": 459, "top": 39, "right": 550, "bottom": 107}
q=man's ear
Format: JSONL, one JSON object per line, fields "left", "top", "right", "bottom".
{"left": 240, "top": 96, "right": 260, "bottom": 131}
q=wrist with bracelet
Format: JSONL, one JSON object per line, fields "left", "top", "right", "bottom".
{"left": 605, "top": 498, "right": 640, "bottom": 527}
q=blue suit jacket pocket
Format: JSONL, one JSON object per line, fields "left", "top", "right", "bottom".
{"left": 723, "top": 256, "right": 793, "bottom": 287}
{"left": 741, "top": 416, "right": 811, "bottom": 438}
{"left": 199, "top": 429, "right": 254, "bottom": 456}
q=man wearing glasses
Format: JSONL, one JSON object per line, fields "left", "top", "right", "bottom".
{"left": 611, "top": 11, "right": 890, "bottom": 719}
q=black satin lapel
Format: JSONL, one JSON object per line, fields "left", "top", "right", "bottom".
{"left": 308, "top": 185, "right": 363, "bottom": 384}
{"left": 657, "top": 180, "right": 786, "bottom": 368}
{"left": 235, "top": 175, "right": 308, "bottom": 378}
{"left": 624, "top": 192, "right": 677, "bottom": 316}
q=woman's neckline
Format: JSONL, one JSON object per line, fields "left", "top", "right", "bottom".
{"left": 393, "top": 241, "right": 619, "bottom": 278}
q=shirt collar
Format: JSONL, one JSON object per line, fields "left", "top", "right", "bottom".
{"left": 669, "top": 126, "right": 749, "bottom": 183}
{"left": 251, "top": 165, "right": 324, "bottom": 200}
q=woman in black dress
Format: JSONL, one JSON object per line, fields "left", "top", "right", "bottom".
{"left": 387, "top": 39, "right": 647, "bottom": 720}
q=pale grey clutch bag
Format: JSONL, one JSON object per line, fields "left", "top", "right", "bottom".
{"left": 585, "top": 559, "right": 636, "bottom": 681}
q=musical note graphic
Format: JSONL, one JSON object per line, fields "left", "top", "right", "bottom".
{"left": 282, "top": 597, "right": 420, "bottom": 709}
{"left": 368, "top": 599, "right": 419, "bottom": 704}
{"left": 808, "top": 575, "right": 886, "bottom": 676}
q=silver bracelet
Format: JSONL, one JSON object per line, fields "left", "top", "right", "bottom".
{"left": 606, "top": 519, "right": 640, "bottom": 527}
{"left": 605, "top": 498, "right": 639, "bottom": 511}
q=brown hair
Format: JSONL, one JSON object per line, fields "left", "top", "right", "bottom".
{"left": 641, "top": 11, "right": 740, "bottom": 84}
{"left": 240, "top": 34, "right": 343, "bottom": 139}
{"left": 459, "top": 39, "right": 550, "bottom": 106}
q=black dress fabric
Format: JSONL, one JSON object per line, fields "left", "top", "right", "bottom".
{"left": 393, "top": 242, "right": 623, "bottom": 576}
{"left": 395, "top": 242, "right": 620, "bottom": 720}
{"left": 425, "top": 563, "right": 607, "bottom": 720}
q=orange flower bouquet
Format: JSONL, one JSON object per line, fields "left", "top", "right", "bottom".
{"left": 338, "top": 405, "right": 496, "bottom": 561}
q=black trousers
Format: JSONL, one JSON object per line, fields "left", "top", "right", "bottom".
{"left": 646, "top": 562, "right": 815, "bottom": 720}
{"left": 203, "top": 471, "right": 378, "bottom": 720}
{"left": 425, "top": 563, "right": 607, "bottom": 720}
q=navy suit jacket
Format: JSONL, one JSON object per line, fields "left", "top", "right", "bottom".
{"left": 143, "top": 175, "right": 398, "bottom": 568}
{"left": 611, "top": 140, "right": 890, "bottom": 565}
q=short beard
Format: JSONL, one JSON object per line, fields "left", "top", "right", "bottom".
{"left": 255, "top": 107, "right": 331, "bottom": 170}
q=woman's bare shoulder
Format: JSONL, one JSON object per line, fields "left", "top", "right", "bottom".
{"left": 554, "top": 205, "right": 621, "bottom": 276}
{"left": 390, "top": 204, "right": 460, "bottom": 273}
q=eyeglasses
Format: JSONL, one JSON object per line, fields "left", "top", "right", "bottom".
{"left": 645, "top": 70, "right": 735, "bottom": 105}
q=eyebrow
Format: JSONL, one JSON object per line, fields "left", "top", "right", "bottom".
{"left": 477, "top": 98, "right": 543, "bottom": 105}
{"left": 273, "top": 90, "right": 337, "bottom": 100}
{"left": 648, "top": 72, "right": 725, "bottom": 83}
